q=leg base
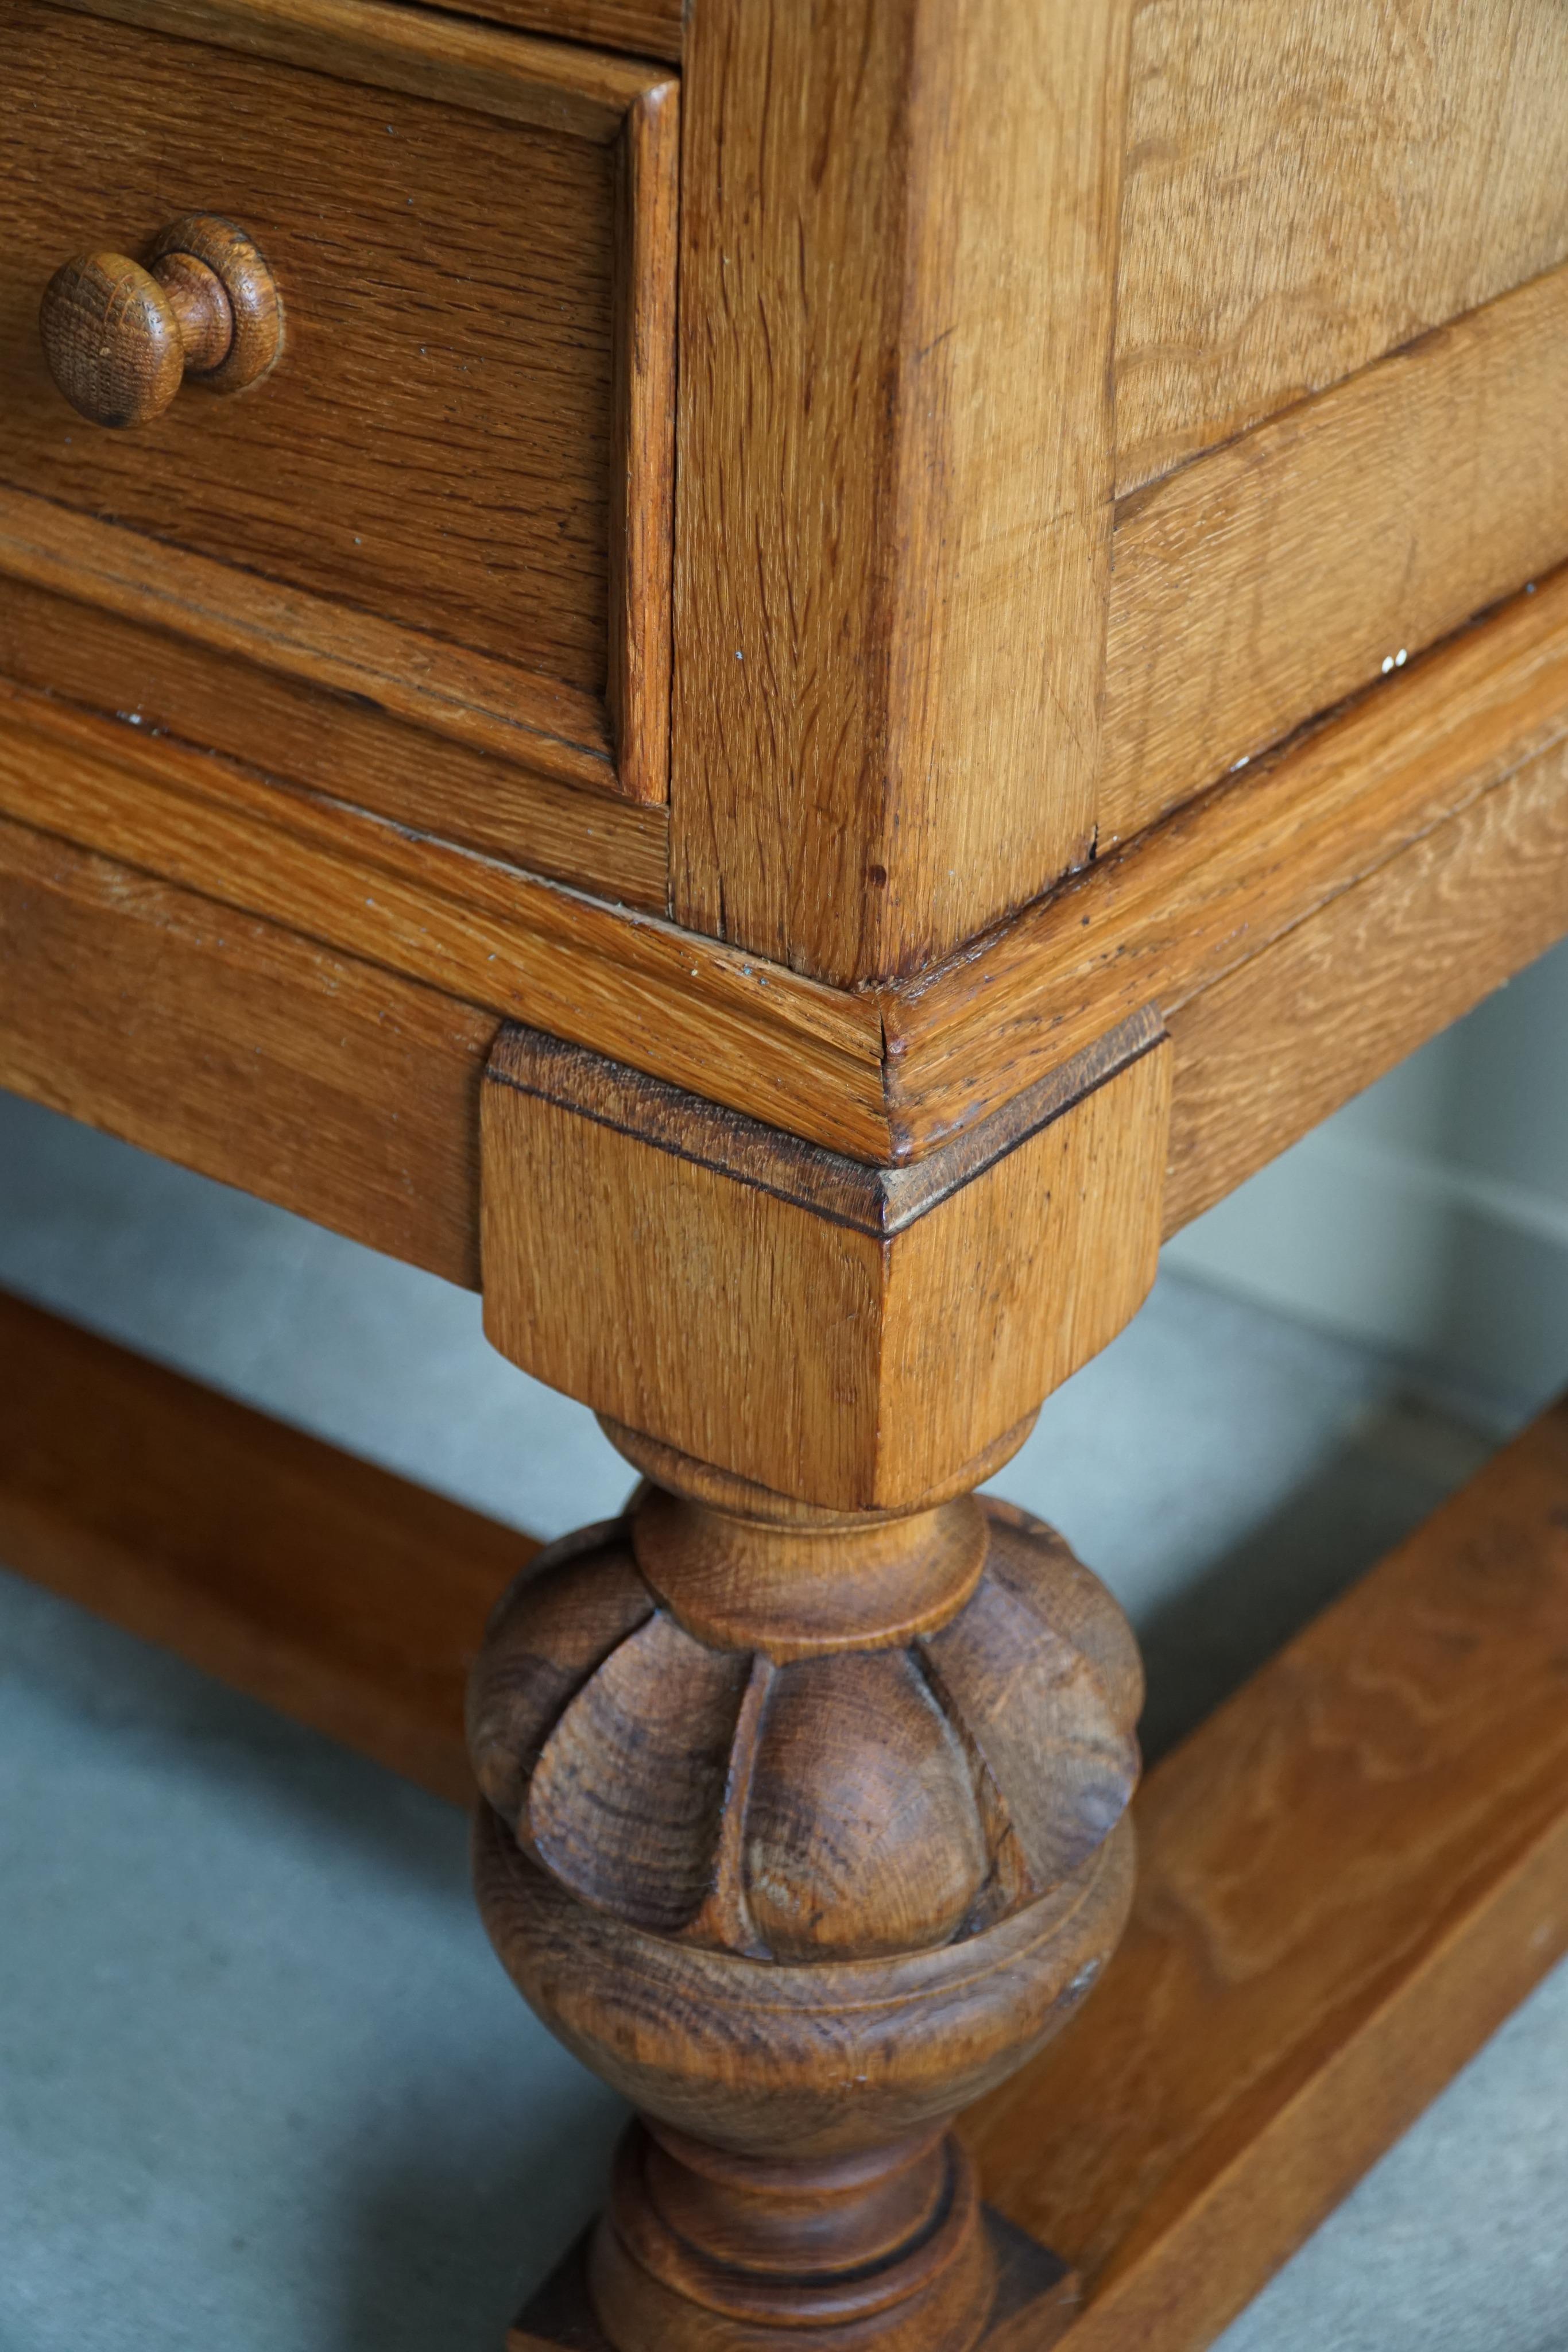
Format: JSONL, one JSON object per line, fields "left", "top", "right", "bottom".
{"left": 509, "top": 2211, "right": 1078, "bottom": 2352}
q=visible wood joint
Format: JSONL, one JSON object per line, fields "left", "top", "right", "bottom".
{"left": 485, "top": 1007, "right": 1163, "bottom": 1225}
{"left": 479, "top": 1015, "right": 1172, "bottom": 1508}
{"left": 13, "top": 1290, "right": 1568, "bottom": 2349}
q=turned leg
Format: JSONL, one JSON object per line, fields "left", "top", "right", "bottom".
{"left": 467, "top": 1415, "right": 1142, "bottom": 2352}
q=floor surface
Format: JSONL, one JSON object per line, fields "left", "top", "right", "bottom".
{"left": 2, "top": 1090, "right": 1566, "bottom": 2352}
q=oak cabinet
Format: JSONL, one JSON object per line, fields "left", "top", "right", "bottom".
{"left": 2, "top": 5, "right": 1565, "bottom": 2350}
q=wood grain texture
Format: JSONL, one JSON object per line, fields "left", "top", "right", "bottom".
{"left": 1164, "top": 728, "right": 1568, "bottom": 1233}
{"left": 49, "top": 0, "right": 660, "bottom": 139}
{"left": 0, "top": 679, "right": 888, "bottom": 1159}
{"left": 4, "top": 0, "right": 682, "bottom": 812}
{"left": 963, "top": 1395, "right": 1568, "bottom": 2350}
{"left": 669, "top": 0, "right": 1130, "bottom": 985}
{"left": 0, "top": 565, "right": 667, "bottom": 910}
{"left": 591, "top": 2126, "right": 997, "bottom": 2352}
{"left": 481, "top": 1026, "right": 1170, "bottom": 1508}
{"left": 881, "top": 567, "right": 1568, "bottom": 1156}
{"left": 0, "top": 817, "right": 491, "bottom": 1285}
{"left": 510, "top": 2214, "right": 1078, "bottom": 2352}
{"left": 1114, "top": 0, "right": 1568, "bottom": 493}
{"left": 2, "top": 2, "right": 623, "bottom": 687}
{"left": 1104, "top": 262, "right": 1568, "bottom": 845}
{"left": 5, "top": 573, "right": 1565, "bottom": 1211}
{"left": 40, "top": 251, "right": 200, "bottom": 430}
{"left": 405, "top": 0, "right": 680, "bottom": 63}
{"left": 9, "top": 701, "right": 1565, "bottom": 1333}
{"left": 491, "top": 1014, "right": 1162, "bottom": 1239}
{"left": 4, "top": 0, "right": 682, "bottom": 809}
{"left": 472, "top": 1435, "right": 1140, "bottom": 2352}
{"left": 145, "top": 214, "right": 285, "bottom": 393}
{"left": 607, "top": 81, "right": 678, "bottom": 807}
{"left": 0, "top": 1289, "right": 533, "bottom": 1801}
{"left": 41, "top": 216, "right": 288, "bottom": 427}
{"left": 0, "top": 488, "right": 617, "bottom": 793}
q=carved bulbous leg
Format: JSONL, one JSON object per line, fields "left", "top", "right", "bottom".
{"left": 468, "top": 1418, "right": 1143, "bottom": 2352}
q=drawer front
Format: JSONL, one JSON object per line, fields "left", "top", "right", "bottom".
{"left": 0, "top": 0, "right": 676, "bottom": 883}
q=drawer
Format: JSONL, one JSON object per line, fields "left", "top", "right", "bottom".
{"left": 0, "top": 0, "right": 676, "bottom": 900}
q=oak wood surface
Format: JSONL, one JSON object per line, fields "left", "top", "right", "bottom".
{"left": 606, "top": 79, "right": 677, "bottom": 808}
{"left": 3, "top": 564, "right": 1566, "bottom": 1268}
{"left": 471, "top": 1454, "right": 1140, "bottom": 1973}
{"left": 880, "top": 567, "right": 1568, "bottom": 1157}
{"left": 1104, "top": 262, "right": 1568, "bottom": 846}
{"left": 49, "top": 0, "right": 661, "bottom": 138}
{"left": 0, "top": 679, "right": 889, "bottom": 1158}
{"left": 9, "top": 676, "right": 1566, "bottom": 1328}
{"left": 587, "top": 2123, "right": 1001, "bottom": 2352}
{"left": 0, "top": 563, "right": 668, "bottom": 910}
{"left": 7, "top": 0, "right": 1563, "bottom": 1197}
{"left": 400, "top": 0, "right": 680, "bottom": 63}
{"left": 471, "top": 1430, "right": 1141, "bottom": 2352}
{"left": 3, "top": 0, "right": 680, "bottom": 814}
{"left": 40, "top": 215, "right": 288, "bottom": 432}
{"left": 1164, "top": 728, "right": 1568, "bottom": 1233}
{"left": 144, "top": 213, "right": 285, "bottom": 393}
{"left": 669, "top": 0, "right": 1130, "bottom": 985}
{"left": 3, "top": 1, "right": 624, "bottom": 685}
{"left": 12, "top": 1303, "right": 1568, "bottom": 2352}
{"left": 0, "top": 1288, "right": 532, "bottom": 1802}
{"left": 481, "top": 1024, "right": 1170, "bottom": 1508}
{"left": 512, "top": 2216, "right": 1077, "bottom": 2352}
{"left": 0, "top": 488, "right": 617, "bottom": 795}
{"left": 0, "top": 818, "right": 492, "bottom": 1286}
{"left": 10, "top": 23, "right": 1566, "bottom": 2342}
{"left": 489, "top": 1011, "right": 1162, "bottom": 1240}
{"left": 1114, "top": 0, "right": 1568, "bottom": 494}
{"left": 40, "top": 238, "right": 245, "bottom": 431}
{"left": 963, "top": 1395, "right": 1568, "bottom": 2351}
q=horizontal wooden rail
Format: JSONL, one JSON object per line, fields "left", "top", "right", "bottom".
{"left": 6, "top": 1291, "right": 1567, "bottom": 2347}
{"left": 965, "top": 1392, "right": 1568, "bottom": 2350}
{"left": 0, "top": 1290, "right": 533, "bottom": 1797}
{"left": 3, "top": 566, "right": 1567, "bottom": 1186}
{"left": 3, "top": 560, "right": 1568, "bottom": 1402}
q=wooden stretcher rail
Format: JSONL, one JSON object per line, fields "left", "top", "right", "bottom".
{"left": 0, "top": 1289, "right": 531, "bottom": 1798}
{"left": 6, "top": 1288, "right": 1566, "bottom": 2351}
{"left": 963, "top": 1395, "right": 1568, "bottom": 2349}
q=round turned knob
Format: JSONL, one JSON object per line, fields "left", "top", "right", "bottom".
{"left": 40, "top": 214, "right": 282, "bottom": 429}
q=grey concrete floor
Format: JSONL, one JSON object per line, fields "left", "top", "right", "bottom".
{"left": 1, "top": 1088, "right": 1566, "bottom": 2351}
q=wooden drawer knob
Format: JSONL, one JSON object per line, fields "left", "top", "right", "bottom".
{"left": 40, "top": 214, "right": 282, "bottom": 429}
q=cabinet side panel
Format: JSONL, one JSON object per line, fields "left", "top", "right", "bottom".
{"left": 1103, "top": 264, "right": 1568, "bottom": 844}
{"left": 1116, "top": 0, "right": 1568, "bottom": 494}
